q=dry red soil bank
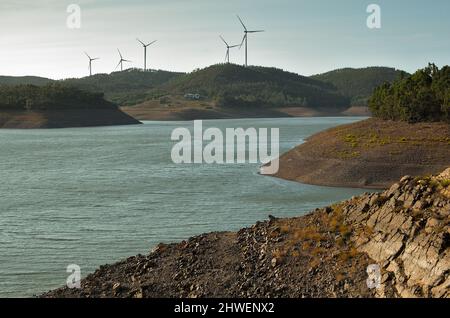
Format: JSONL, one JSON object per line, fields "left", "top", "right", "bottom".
{"left": 0, "top": 109, "right": 141, "bottom": 128}
{"left": 121, "top": 99, "right": 365, "bottom": 121}
{"left": 274, "top": 118, "right": 450, "bottom": 189}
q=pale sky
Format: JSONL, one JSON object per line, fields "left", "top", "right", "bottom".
{"left": 0, "top": 0, "right": 448, "bottom": 79}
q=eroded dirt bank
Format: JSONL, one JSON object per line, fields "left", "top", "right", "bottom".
{"left": 274, "top": 118, "right": 450, "bottom": 189}
{"left": 0, "top": 109, "right": 141, "bottom": 129}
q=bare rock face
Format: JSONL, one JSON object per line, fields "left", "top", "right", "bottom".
{"left": 339, "top": 173, "right": 450, "bottom": 298}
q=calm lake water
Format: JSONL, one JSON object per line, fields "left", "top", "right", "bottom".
{"left": 0, "top": 117, "right": 368, "bottom": 297}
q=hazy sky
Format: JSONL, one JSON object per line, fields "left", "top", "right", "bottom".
{"left": 0, "top": 0, "right": 448, "bottom": 79}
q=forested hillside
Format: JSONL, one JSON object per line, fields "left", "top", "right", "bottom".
{"left": 0, "top": 76, "right": 53, "bottom": 86}
{"left": 62, "top": 69, "right": 183, "bottom": 106}
{"left": 150, "top": 64, "right": 350, "bottom": 109}
{"left": 311, "top": 67, "right": 405, "bottom": 106}
{"left": 0, "top": 66, "right": 411, "bottom": 110}
{"left": 0, "top": 83, "right": 115, "bottom": 110}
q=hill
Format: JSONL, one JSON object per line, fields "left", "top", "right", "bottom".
{"left": 0, "top": 83, "right": 140, "bottom": 128}
{"left": 0, "top": 83, "right": 116, "bottom": 110}
{"left": 62, "top": 68, "right": 184, "bottom": 106}
{"left": 0, "top": 65, "right": 411, "bottom": 120}
{"left": 0, "top": 75, "right": 53, "bottom": 86}
{"left": 149, "top": 64, "right": 350, "bottom": 110}
{"left": 42, "top": 169, "right": 450, "bottom": 298}
{"left": 311, "top": 67, "right": 406, "bottom": 106}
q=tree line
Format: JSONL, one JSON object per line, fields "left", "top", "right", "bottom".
{"left": 0, "top": 83, "right": 115, "bottom": 110}
{"left": 369, "top": 64, "right": 449, "bottom": 122}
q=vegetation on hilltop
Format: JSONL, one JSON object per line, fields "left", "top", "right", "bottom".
{"left": 62, "top": 68, "right": 184, "bottom": 106}
{"left": 0, "top": 66, "right": 413, "bottom": 110}
{"left": 149, "top": 64, "right": 350, "bottom": 109}
{"left": 0, "top": 83, "right": 115, "bottom": 110}
{"left": 311, "top": 67, "right": 405, "bottom": 106}
{"left": 0, "top": 75, "right": 54, "bottom": 86}
{"left": 369, "top": 64, "right": 450, "bottom": 123}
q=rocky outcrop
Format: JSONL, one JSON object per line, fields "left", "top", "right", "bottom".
{"left": 41, "top": 170, "right": 450, "bottom": 298}
{"left": 338, "top": 169, "right": 450, "bottom": 297}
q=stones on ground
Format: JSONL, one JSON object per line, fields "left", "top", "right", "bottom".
{"left": 271, "top": 258, "right": 278, "bottom": 268}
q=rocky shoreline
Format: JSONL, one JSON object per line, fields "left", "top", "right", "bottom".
{"left": 42, "top": 169, "right": 450, "bottom": 298}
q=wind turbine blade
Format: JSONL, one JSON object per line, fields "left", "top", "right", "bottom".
{"left": 92, "top": 58, "right": 100, "bottom": 61}
{"left": 239, "top": 34, "right": 246, "bottom": 49}
{"left": 219, "top": 35, "right": 228, "bottom": 46}
{"left": 117, "top": 49, "right": 123, "bottom": 59}
{"left": 123, "top": 59, "right": 132, "bottom": 63}
{"left": 237, "top": 15, "right": 247, "bottom": 31}
{"left": 247, "top": 30, "right": 264, "bottom": 33}
{"left": 147, "top": 40, "right": 157, "bottom": 46}
{"left": 137, "top": 38, "right": 145, "bottom": 46}
{"left": 84, "top": 52, "right": 91, "bottom": 59}
{"left": 229, "top": 45, "right": 239, "bottom": 48}
{"left": 115, "top": 61, "right": 121, "bottom": 70}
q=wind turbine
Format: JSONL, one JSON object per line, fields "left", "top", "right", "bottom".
{"left": 237, "top": 15, "right": 264, "bottom": 67}
{"left": 219, "top": 36, "right": 239, "bottom": 64}
{"left": 137, "top": 38, "right": 157, "bottom": 71}
{"left": 115, "top": 49, "right": 131, "bottom": 71}
{"left": 84, "top": 52, "right": 99, "bottom": 76}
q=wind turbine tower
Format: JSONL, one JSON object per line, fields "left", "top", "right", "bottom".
{"left": 84, "top": 52, "right": 99, "bottom": 76}
{"left": 237, "top": 15, "right": 264, "bottom": 67}
{"left": 137, "top": 38, "right": 157, "bottom": 71}
{"left": 219, "top": 36, "right": 239, "bottom": 64}
{"left": 115, "top": 49, "right": 131, "bottom": 71}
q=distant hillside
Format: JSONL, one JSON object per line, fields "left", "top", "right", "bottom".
{"left": 0, "top": 83, "right": 140, "bottom": 128}
{"left": 62, "top": 68, "right": 184, "bottom": 106}
{"left": 311, "top": 67, "right": 406, "bottom": 106}
{"left": 1, "top": 65, "right": 407, "bottom": 110}
{"left": 0, "top": 83, "right": 113, "bottom": 110}
{"left": 149, "top": 64, "right": 350, "bottom": 110}
{"left": 0, "top": 75, "right": 53, "bottom": 86}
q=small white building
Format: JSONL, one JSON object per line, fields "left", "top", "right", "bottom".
{"left": 184, "top": 93, "right": 201, "bottom": 100}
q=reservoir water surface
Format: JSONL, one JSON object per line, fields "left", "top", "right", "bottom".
{"left": 0, "top": 117, "right": 369, "bottom": 297}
